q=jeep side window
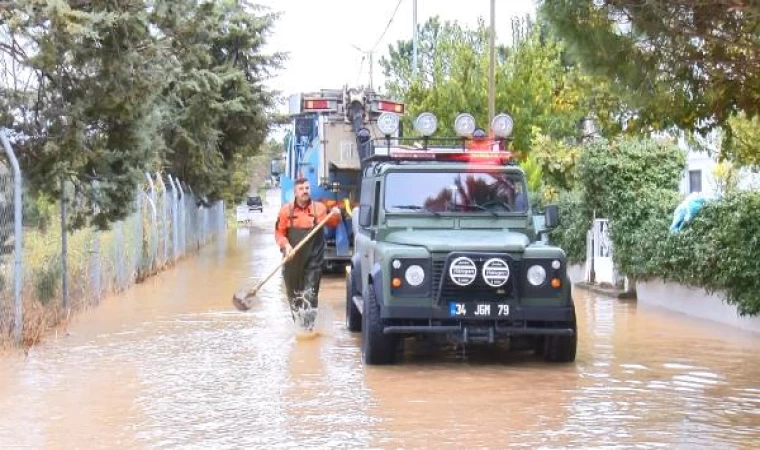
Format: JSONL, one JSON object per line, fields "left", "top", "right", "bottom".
{"left": 372, "top": 180, "right": 381, "bottom": 225}
{"left": 358, "top": 177, "right": 374, "bottom": 230}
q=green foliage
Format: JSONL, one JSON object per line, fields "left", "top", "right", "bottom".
{"left": 561, "top": 135, "right": 686, "bottom": 273}
{"left": 4, "top": 0, "right": 163, "bottom": 229}
{"left": 724, "top": 112, "right": 760, "bottom": 170}
{"left": 665, "top": 193, "right": 760, "bottom": 317}
{"left": 547, "top": 190, "right": 589, "bottom": 264}
{"left": 0, "top": 0, "right": 283, "bottom": 229}
{"left": 547, "top": 136, "right": 686, "bottom": 266}
{"left": 519, "top": 153, "right": 543, "bottom": 193}
{"left": 621, "top": 191, "right": 760, "bottom": 317}
{"left": 380, "top": 16, "right": 625, "bottom": 158}
{"left": 380, "top": 17, "right": 494, "bottom": 137}
{"left": 529, "top": 129, "right": 582, "bottom": 193}
{"left": 538, "top": 0, "right": 760, "bottom": 140}
{"left": 155, "top": 0, "right": 283, "bottom": 206}
{"left": 552, "top": 134, "right": 760, "bottom": 317}
{"left": 576, "top": 137, "right": 686, "bottom": 220}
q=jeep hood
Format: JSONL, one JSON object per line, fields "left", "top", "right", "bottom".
{"left": 384, "top": 229, "right": 530, "bottom": 253}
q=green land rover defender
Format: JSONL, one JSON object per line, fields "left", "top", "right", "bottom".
{"left": 345, "top": 112, "right": 577, "bottom": 365}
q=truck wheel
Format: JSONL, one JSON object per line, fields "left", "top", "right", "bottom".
{"left": 544, "top": 312, "right": 578, "bottom": 363}
{"left": 361, "top": 284, "right": 398, "bottom": 365}
{"left": 345, "top": 275, "right": 361, "bottom": 332}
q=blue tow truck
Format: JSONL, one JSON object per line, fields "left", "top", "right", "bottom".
{"left": 280, "top": 86, "right": 405, "bottom": 272}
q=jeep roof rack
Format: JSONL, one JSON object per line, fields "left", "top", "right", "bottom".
{"left": 361, "top": 136, "right": 515, "bottom": 165}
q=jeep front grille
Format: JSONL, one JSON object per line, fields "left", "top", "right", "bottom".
{"left": 431, "top": 254, "right": 521, "bottom": 303}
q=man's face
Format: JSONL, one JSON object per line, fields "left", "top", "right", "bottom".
{"left": 295, "top": 182, "right": 310, "bottom": 204}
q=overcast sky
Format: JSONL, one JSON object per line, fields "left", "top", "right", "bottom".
{"left": 255, "top": 0, "right": 537, "bottom": 116}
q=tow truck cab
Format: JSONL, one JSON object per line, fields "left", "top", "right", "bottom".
{"left": 345, "top": 111, "right": 576, "bottom": 365}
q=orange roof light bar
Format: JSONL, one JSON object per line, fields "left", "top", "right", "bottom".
{"left": 387, "top": 148, "right": 513, "bottom": 164}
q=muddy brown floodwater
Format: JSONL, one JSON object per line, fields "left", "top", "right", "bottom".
{"left": 0, "top": 189, "right": 759, "bottom": 449}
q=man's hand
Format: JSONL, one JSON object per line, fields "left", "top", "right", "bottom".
{"left": 282, "top": 243, "right": 294, "bottom": 258}
{"left": 331, "top": 206, "right": 341, "bottom": 217}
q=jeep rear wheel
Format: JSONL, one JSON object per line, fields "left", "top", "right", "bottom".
{"left": 345, "top": 274, "right": 361, "bottom": 332}
{"left": 361, "top": 284, "right": 398, "bottom": 365}
{"left": 543, "top": 312, "right": 578, "bottom": 363}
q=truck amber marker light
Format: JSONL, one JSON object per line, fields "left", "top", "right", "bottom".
{"left": 304, "top": 99, "right": 330, "bottom": 109}
{"left": 377, "top": 101, "right": 405, "bottom": 113}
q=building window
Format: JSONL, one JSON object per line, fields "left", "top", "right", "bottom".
{"left": 689, "top": 170, "right": 702, "bottom": 193}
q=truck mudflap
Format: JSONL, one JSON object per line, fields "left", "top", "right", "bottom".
{"left": 334, "top": 218, "right": 351, "bottom": 257}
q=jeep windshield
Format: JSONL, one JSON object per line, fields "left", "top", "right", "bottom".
{"left": 384, "top": 171, "right": 528, "bottom": 214}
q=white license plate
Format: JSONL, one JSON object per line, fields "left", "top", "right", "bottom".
{"left": 449, "top": 302, "right": 510, "bottom": 317}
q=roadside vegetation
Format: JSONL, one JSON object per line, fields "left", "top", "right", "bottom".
{"left": 0, "top": 0, "right": 285, "bottom": 347}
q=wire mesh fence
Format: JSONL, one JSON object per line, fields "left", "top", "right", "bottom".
{"left": 1, "top": 144, "right": 227, "bottom": 346}
{"left": 0, "top": 158, "right": 17, "bottom": 342}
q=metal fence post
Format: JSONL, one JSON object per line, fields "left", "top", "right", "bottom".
{"left": 177, "top": 180, "right": 185, "bottom": 255}
{"left": 168, "top": 175, "right": 179, "bottom": 262}
{"left": 136, "top": 185, "right": 143, "bottom": 276}
{"left": 91, "top": 180, "right": 101, "bottom": 304}
{"left": 116, "top": 220, "right": 125, "bottom": 290}
{"left": 60, "top": 177, "right": 69, "bottom": 310}
{"left": 145, "top": 172, "right": 157, "bottom": 272}
{"left": 157, "top": 173, "right": 168, "bottom": 265}
{"left": 221, "top": 201, "right": 226, "bottom": 235}
{"left": 1, "top": 131, "right": 23, "bottom": 344}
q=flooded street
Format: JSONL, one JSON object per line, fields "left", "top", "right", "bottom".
{"left": 1, "top": 189, "right": 759, "bottom": 449}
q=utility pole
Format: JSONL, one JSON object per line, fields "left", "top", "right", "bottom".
{"left": 369, "top": 52, "right": 374, "bottom": 90}
{"left": 412, "top": 0, "right": 418, "bottom": 77}
{"left": 488, "top": 0, "right": 495, "bottom": 127}
{"left": 351, "top": 44, "right": 374, "bottom": 89}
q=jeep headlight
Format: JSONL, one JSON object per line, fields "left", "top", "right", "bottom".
{"left": 527, "top": 265, "right": 547, "bottom": 286}
{"left": 405, "top": 265, "right": 425, "bottom": 286}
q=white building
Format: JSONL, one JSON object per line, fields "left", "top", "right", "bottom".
{"left": 675, "top": 132, "right": 760, "bottom": 196}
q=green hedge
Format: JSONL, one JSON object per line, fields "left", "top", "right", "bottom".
{"left": 549, "top": 136, "right": 685, "bottom": 266}
{"left": 647, "top": 192, "right": 760, "bottom": 316}
{"left": 548, "top": 190, "right": 589, "bottom": 265}
{"left": 547, "top": 135, "right": 760, "bottom": 317}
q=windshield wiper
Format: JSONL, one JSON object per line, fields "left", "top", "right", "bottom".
{"left": 453, "top": 202, "right": 499, "bottom": 217}
{"left": 389, "top": 204, "right": 441, "bottom": 217}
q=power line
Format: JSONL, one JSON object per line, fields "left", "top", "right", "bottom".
{"left": 370, "top": 0, "right": 404, "bottom": 52}
{"left": 349, "top": 0, "right": 404, "bottom": 90}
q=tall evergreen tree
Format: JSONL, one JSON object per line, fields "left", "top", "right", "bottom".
{"left": 0, "top": 0, "right": 284, "bottom": 228}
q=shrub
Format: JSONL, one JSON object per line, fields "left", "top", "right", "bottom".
{"left": 548, "top": 190, "right": 589, "bottom": 265}
{"left": 652, "top": 192, "right": 760, "bottom": 316}
{"left": 549, "top": 134, "right": 760, "bottom": 317}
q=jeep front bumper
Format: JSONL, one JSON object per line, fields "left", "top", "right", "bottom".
{"left": 379, "top": 304, "right": 575, "bottom": 338}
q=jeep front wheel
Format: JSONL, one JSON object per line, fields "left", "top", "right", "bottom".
{"left": 543, "top": 312, "right": 578, "bottom": 363}
{"left": 345, "top": 274, "right": 361, "bottom": 332}
{"left": 361, "top": 284, "right": 398, "bottom": 365}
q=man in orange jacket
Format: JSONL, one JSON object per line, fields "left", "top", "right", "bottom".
{"left": 275, "top": 178, "right": 342, "bottom": 317}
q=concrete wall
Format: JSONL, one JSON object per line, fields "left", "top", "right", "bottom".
{"left": 567, "top": 263, "right": 586, "bottom": 284}
{"left": 636, "top": 278, "right": 760, "bottom": 334}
